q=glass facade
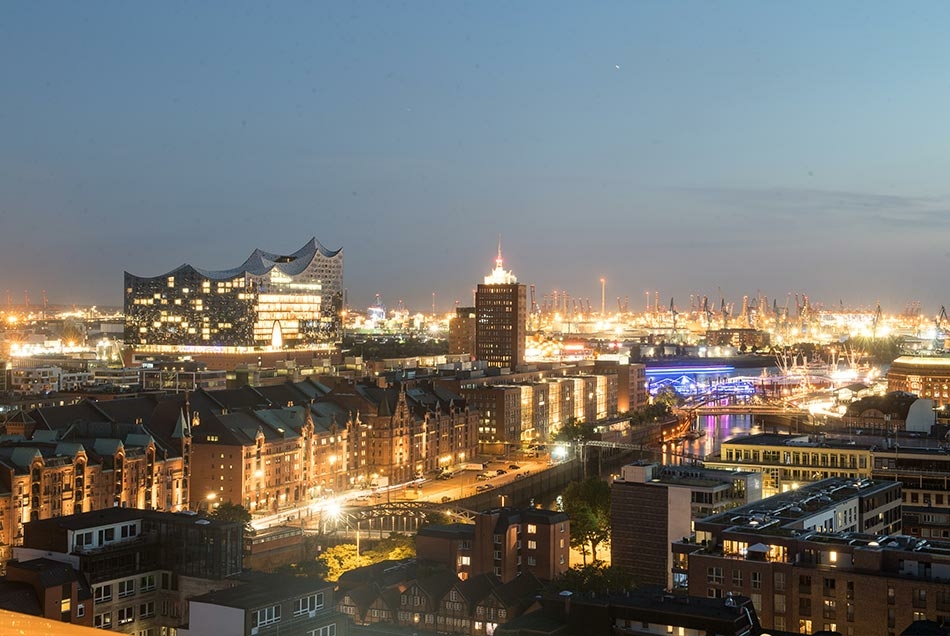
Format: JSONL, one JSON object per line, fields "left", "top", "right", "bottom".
{"left": 124, "top": 238, "right": 342, "bottom": 349}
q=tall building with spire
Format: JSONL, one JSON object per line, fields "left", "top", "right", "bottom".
{"left": 475, "top": 242, "right": 526, "bottom": 369}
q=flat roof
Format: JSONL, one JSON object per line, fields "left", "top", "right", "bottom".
{"left": 26, "top": 508, "right": 239, "bottom": 533}
{"left": 188, "top": 572, "right": 330, "bottom": 610}
{"left": 698, "top": 477, "right": 897, "bottom": 535}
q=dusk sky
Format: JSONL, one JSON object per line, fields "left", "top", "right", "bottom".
{"left": 3, "top": 3, "right": 950, "bottom": 314}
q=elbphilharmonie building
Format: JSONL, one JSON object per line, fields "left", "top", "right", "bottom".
{"left": 124, "top": 238, "right": 343, "bottom": 353}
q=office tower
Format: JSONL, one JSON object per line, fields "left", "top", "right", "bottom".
{"left": 448, "top": 306, "right": 476, "bottom": 356}
{"left": 475, "top": 246, "right": 526, "bottom": 369}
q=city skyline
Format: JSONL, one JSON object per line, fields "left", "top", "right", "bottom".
{"left": 4, "top": 3, "right": 950, "bottom": 312}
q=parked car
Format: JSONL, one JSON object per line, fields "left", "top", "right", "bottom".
{"left": 514, "top": 473, "right": 525, "bottom": 480}
{"left": 495, "top": 469, "right": 507, "bottom": 476}
{"left": 508, "top": 464, "right": 520, "bottom": 470}
{"left": 441, "top": 496, "right": 452, "bottom": 503}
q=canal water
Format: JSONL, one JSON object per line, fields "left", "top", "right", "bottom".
{"left": 664, "top": 412, "right": 759, "bottom": 464}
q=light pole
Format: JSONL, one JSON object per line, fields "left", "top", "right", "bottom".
{"left": 326, "top": 502, "right": 361, "bottom": 564}
{"left": 203, "top": 492, "right": 217, "bottom": 514}
{"left": 600, "top": 278, "right": 606, "bottom": 317}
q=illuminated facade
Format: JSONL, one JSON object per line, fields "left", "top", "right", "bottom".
{"left": 674, "top": 479, "right": 909, "bottom": 634}
{"left": 475, "top": 246, "right": 526, "bottom": 369}
{"left": 887, "top": 355, "right": 950, "bottom": 407}
{"left": 461, "top": 373, "right": 618, "bottom": 452}
{"left": 0, "top": 401, "right": 191, "bottom": 567}
{"left": 448, "top": 306, "right": 476, "bottom": 356}
{"left": 124, "top": 238, "right": 343, "bottom": 353}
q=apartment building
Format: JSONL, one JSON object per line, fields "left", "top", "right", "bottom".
{"left": 7, "top": 508, "right": 243, "bottom": 634}
{"left": 673, "top": 478, "right": 908, "bottom": 634}
{"left": 705, "top": 432, "right": 950, "bottom": 539}
{"left": 610, "top": 462, "right": 762, "bottom": 589}
{"left": 182, "top": 571, "right": 346, "bottom": 636}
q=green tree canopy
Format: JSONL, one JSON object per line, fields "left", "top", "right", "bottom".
{"left": 547, "top": 562, "right": 636, "bottom": 596}
{"left": 365, "top": 533, "right": 416, "bottom": 562}
{"left": 313, "top": 533, "right": 416, "bottom": 582}
{"left": 551, "top": 416, "right": 596, "bottom": 444}
{"left": 319, "top": 543, "right": 363, "bottom": 582}
{"left": 561, "top": 477, "right": 611, "bottom": 564}
{"left": 208, "top": 501, "right": 252, "bottom": 528}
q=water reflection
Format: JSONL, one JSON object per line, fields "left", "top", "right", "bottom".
{"left": 661, "top": 413, "right": 761, "bottom": 465}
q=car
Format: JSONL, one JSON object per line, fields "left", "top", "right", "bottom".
{"left": 495, "top": 469, "right": 507, "bottom": 476}
{"left": 508, "top": 464, "right": 520, "bottom": 470}
{"left": 475, "top": 485, "right": 489, "bottom": 492}
{"left": 476, "top": 473, "right": 490, "bottom": 481}
{"left": 514, "top": 473, "right": 525, "bottom": 480}
{"left": 437, "top": 472, "right": 453, "bottom": 480}
{"left": 441, "top": 496, "right": 452, "bottom": 503}
{"left": 483, "top": 483, "right": 495, "bottom": 490}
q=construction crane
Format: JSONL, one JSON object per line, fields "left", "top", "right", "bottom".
{"left": 934, "top": 306, "right": 949, "bottom": 351}
{"left": 718, "top": 288, "right": 729, "bottom": 329}
{"left": 670, "top": 298, "right": 679, "bottom": 339}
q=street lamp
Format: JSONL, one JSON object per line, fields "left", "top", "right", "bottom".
{"left": 326, "top": 503, "right": 361, "bottom": 562}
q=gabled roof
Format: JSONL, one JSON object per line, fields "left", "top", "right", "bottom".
{"left": 254, "top": 382, "right": 311, "bottom": 408}
{"left": 0, "top": 409, "right": 35, "bottom": 426}
{"left": 455, "top": 573, "right": 500, "bottom": 605}
{"left": 194, "top": 386, "right": 270, "bottom": 412}
{"left": 495, "top": 571, "right": 543, "bottom": 607}
{"left": 413, "top": 569, "right": 459, "bottom": 602}
{"left": 291, "top": 378, "right": 333, "bottom": 400}
{"left": 8, "top": 558, "right": 84, "bottom": 589}
{"left": 254, "top": 406, "right": 307, "bottom": 437}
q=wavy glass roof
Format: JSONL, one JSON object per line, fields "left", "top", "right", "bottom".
{"left": 128, "top": 238, "right": 341, "bottom": 281}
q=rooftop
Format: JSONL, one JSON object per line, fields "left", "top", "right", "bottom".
{"left": 698, "top": 477, "right": 896, "bottom": 535}
{"left": 25, "top": 507, "right": 238, "bottom": 534}
{"left": 187, "top": 571, "right": 331, "bottom": 610}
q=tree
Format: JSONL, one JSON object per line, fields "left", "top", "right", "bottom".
{"left": 551, "top": 416, "right": 595, "bottom": 444}
{"left": 419, "top": 511, "right": 451, "bottom": 529}
{"left": 208, "top": 501, "right": 252, "bottom": 528}
{"left": 365, "top": 533, "right": 416, "bottom": 562}
{"left": 318, "top": 544, "right": 363, "bottom": 582}
{"left": 547, "top": 562, "right": 635, "bottom": 596}
{"left": 561, "top": 477, "right": 610, "bottom": 564}
{"left": 651, "top": 386, "right": 682, "bottom": 413}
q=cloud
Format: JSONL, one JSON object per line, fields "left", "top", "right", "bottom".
{"left": 672, "top": 186, "right": 950, "bottom": 235}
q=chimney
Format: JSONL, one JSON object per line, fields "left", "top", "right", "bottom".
{"left": 559, "top": 590, "right": 572, "bottom": 616}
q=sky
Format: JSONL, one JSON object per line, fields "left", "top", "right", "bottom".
{"left": 3, "top": 2, "right": 950, "bottom": 315}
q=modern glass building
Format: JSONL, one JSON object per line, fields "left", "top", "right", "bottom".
{"left": 124, "top": 238, "right": 343, "bottom": 353}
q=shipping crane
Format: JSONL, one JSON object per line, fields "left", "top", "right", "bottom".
{"left": 934, "top": 306, "right": 949, "bottom": 351}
